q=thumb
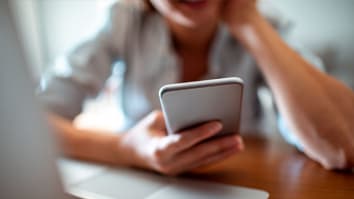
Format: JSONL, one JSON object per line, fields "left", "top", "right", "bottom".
{"left": 149, "top": 110, "right": 167, "bottom": 133}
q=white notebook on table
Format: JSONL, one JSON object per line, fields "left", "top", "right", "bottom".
{"left": 67, "top": 166, "right": 269, "bottom": 199}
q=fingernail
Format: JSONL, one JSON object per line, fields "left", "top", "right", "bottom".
{"left": 211, "top": 122, "right": 222, "bottom": 132}
{"left": 237, "top": 137, "right": 245, "bottom": 151}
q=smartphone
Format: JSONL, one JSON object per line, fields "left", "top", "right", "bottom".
{"left": 159, "top": 77, "right": 243, "bottom": 136}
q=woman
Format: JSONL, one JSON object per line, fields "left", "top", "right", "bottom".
{"left": 40, "top": 0, "right": 354, "bottom": 175}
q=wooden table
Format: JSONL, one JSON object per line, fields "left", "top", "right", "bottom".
{"left": 188, "top": 135, "right": 354, "bottom": 199}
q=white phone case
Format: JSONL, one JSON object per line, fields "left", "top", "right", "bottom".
{"left": 159, "top": 77, "right": 243, "bottom": 136}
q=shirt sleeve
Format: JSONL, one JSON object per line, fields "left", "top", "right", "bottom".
{"left": 38, "top": 2, "right": 137, "bottom": 120}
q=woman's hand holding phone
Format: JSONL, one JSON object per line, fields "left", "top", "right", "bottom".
{"left": 121, "top": 111, "right": 244, "bottom": 176}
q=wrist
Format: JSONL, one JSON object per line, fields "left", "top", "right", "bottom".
{"left": 228, "top": 11, "right": 264, "bottom": 41}
{"left": 114, "top": 132, "right": 135, "bottom": 166}
{"left": 117, "top": 132, "right": 150, "bottom": 169}
{"left": 102, "top": 133, "right": 128, "bottom": 166}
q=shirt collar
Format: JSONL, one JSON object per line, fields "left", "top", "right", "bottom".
{"left": 159, "top": 20, "right": 232, "bottom": 81}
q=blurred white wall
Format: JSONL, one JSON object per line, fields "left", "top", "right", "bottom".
{"left": 38, "top": 0, "right": 115, "bottom": 67}
{"left": 10, "top": 0, "right": 114, "bottom": 76}
{"left": 269, "top": 0, "right": 354, "bottom": 87}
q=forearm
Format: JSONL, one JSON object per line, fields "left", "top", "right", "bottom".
{"left": 230, "top": 12, "right": 351, "bottom": 130}
{"left": 49, "top": 114, "right": 133, "bottom": 166}
{"left": 229, "top": 12, "right": 354, "bottom": 168}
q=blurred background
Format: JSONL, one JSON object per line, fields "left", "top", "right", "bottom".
{"left": 11, "top": 0, "right": 354, "bottom": 85}
{"left": 9, "top": 0, "right": 354, "bottom": 134}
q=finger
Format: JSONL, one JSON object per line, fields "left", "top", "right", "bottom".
{"left": 148, "top": 110, "right": 166, "bottom": 131}
{"left": 163, "top": 121, "right": 223, "bottom": 155}
{"left": 169, "top": 135, "right": 243, "bottom": 173}
{"left": 175, "top": 144, "right": 239, "bottom": 175}
{"left": 179, "top": 134, "right": 242, "bottom": 162}
{"left": 188, "top": 147, "right": 238, "bottom": 171}
{"left": 141, "top": 111, "right": 166, "bottom": 137}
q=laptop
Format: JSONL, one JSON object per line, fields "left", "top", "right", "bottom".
{"left": 0, "top": 1, "right": 75, "bottom": 198}
{"left": 0, "top": 1, "right": 268, "bottom": 198}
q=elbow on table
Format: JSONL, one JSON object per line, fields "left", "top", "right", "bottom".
{"left": 296, "top": 116, "right": 353, "bottom": 170}
{"left": 313, "top": 124, "right": 354, "bottom": 171}
{"left": 319, "top": 149, "right": 351, "bottom": 171}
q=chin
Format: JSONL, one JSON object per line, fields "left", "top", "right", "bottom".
{"left": 179, "top": 17, "right": 218, "bottom": 29}
{"left": 153, "top": 0, "right": 222, "bottom": 29}
{"left": 172, "top": 10, "right": 220, "bottom": 29}
{"left": 177, "top": 0, "right": 221, "bottom": 23}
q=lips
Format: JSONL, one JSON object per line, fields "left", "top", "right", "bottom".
{"left": 177, "top": 0, "right": 208, "bottom": 9}
{"left": 179, "top": 0, "right": 205, "bottom": 2}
